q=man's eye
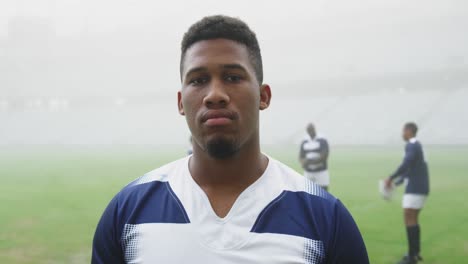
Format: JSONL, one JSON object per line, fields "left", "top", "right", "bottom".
{"left": 225, "top": 75, "right": 242, "bottom": 82}
{"left": 189, "top": 77, "right": 208, "bottom": 85}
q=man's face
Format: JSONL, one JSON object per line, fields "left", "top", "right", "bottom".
{"left": 307, "top": 125, "right": 316, "bottom": 138}
{"left": 402, "top": 127, "right": 412, "bottom": 141}
{"left": 178, "top": 39, "right": 270, "bottom": 159}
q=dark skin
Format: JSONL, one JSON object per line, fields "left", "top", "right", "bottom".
{"left": 385, "top": 127, "right": 420, "bottom": 226}
{"left": 178, "top": 39, "right": 272, "bottom": 218}
{"left": 307, "top": 124, "right": 316, "bottom": 139}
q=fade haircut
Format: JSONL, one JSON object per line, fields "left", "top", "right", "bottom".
{"left": 180, "top": 15, "right": 263, "bottom": 84}
{"left": 404, "top": 122, "right": 418, "bottom": 135}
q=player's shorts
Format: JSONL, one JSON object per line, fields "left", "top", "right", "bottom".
{"left": 402, "top": 194, "right": 427, "bottom": 209}
{"left": 304, "top": 170, "right": 330, "bottom": 187}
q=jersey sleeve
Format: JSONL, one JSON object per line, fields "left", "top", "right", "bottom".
{"left": 299, "top": 140, "right": 307, "bottom": 159}
{"left": 92, "top": 195, "right": 125, "bottom": 264}
{"left": 320, "top": 139, "right": 329, "bottom": 153}
{"left": 319, "top": 138, "right": 329, "bottom": 159}
{"left": 390, "top": 143, "right": 417, "bottom": 180}
{"left": 326, "top": 200, "right": 369, "bottom": 264}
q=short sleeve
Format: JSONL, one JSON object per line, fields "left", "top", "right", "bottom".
{"left": 326, "top": 200, "right": 369, "bottom": 264}
{"left": 91, "top": 196, "right": 125, "bottom": 264}
{"left": 300, "top": 140, "right": 307, "bottom": 158}
{"left": 321, "top": 139, "right": 329, "bottom": 153}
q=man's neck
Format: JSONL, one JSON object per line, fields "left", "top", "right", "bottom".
{"left": 189, "top": 139, "right": 267, "bottom": 188}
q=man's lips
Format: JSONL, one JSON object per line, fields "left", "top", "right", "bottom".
{"left": 200, "top": 110, "right": 238, "bottom": 126}
{"left": 205, "top": 117, "right": 232, "bottom": 126}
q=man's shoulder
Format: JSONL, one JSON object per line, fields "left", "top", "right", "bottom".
{"left": 269, "top": 158, "right": 336, "bottom": 202}
{"left": 408, "top": 138, "right": 423, "bottom": 146}
{"left": 304, "top": 136, "right": 329, "bottom": 147}
{"left": 316, "top": 137, "right": 328, "bottom": 144}
{"left": 254, "top": 158, "right": 340, "bottom": 242}
{"left": 406, "top": 140, "right": 422, "bottom": 150}
{"left": 109, "top": 157, "right": 190, "bottom": 225}
{"left": 118, "top": 157, "right": 188, "bottom": 197}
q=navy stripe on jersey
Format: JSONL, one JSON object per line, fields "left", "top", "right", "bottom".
{"left": 251, "top": 190, "right": 369, "bottom": 264}
{"left": 118, "top": 181, "right": 190, "bottom": 226}
{"left": 92, "top": 180, "right": 190, "bottom": 264}
{"left": 250, "top": 191, "right": 334, "bottom": 241}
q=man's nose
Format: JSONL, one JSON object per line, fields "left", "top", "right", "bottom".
{"left": 203, "top": 79, "right": 230, "bottom": 108}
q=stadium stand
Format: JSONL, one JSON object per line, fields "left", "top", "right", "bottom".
{"left": 2, "top": 86, "right": 467, "bottom": 146}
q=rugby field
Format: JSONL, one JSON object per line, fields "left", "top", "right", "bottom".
{"left": 1, "top": 145, "right": 467, "bottom": 263}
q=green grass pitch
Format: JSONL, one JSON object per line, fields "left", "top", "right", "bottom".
{"left": 1, "top": 146, "right": 467, "bottom": 263}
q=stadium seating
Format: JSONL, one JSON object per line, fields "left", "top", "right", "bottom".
{"left": 1, "top": 87, "right": 467, "bottom": 146}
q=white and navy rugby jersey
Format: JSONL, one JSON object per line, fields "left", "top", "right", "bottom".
{"left": 92, "top": 156, "right": 368, "bottom": 264}
{"left": 300, "top": 135, "right": 329, "bottom": 172}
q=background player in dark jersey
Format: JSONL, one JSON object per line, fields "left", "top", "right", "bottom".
{"left": 299, "top": 123, "right": 330, "bottom": 191}
{"left": 385, "top": 122, "right": 430, "bottom": 264}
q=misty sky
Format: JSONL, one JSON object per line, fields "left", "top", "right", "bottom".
{"left": 1, "top": 0, "right": 467, "bottom": 145}
{"left": 1, "top": 0, "right": 467, "bottom": 83}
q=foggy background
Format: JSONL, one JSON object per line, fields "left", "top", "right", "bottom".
{"left": 1, "top": 0, "right": 467, "bottom": 146}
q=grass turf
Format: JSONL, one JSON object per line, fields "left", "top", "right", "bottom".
{"left": 0, "top": 145, "right": 467, "bottom": 263}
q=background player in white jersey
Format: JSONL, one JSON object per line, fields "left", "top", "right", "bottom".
{"left": 385, "top": 122, "right": 430, "bottom": 264}
{"left": 299, "top": 123, "right": 330, "bottom": 191}
{"left": 92, "top": 15, "right": 369, "bottom": 263}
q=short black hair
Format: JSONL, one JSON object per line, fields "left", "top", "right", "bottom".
{"left": 404, "top": 122, "right": 418, "bottom": 135}
{"left": 180, "top": 15, "right": 263, "bottom": 84}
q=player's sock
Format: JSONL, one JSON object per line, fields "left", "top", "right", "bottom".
{"left": 415, "top": 225, "right": 420, "bottom": 257}
{"left": 406, "top": 225, "right": 420, "bottom": 257}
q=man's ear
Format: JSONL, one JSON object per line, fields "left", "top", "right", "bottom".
{"left": 259, "top": 84, "right": 271, "bottom": 110}
{"left": 177, "top": 91, "right": 185, "bottom": 115}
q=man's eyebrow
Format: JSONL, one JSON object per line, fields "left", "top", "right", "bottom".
{"left": 222, "top": 64, "right": 247, "bottom": 72}
{"left": 184, "top": 67, "right": 207, "bottom": 79}
{"left": 184, "top": 64, "right": 248, "bottom": 80}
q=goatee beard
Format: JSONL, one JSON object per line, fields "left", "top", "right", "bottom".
{"left": 206, "top": 137, "right": 239, "bottom": 159}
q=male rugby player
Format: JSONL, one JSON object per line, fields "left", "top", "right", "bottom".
{"left": 299, "top": 123, "right": 330, "bottom": 191}
{"left": 385, "top": 122, "right": 429, "bottom": 264}
{"left": 92, "top": 15, "right": 369, "bottom": 263}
